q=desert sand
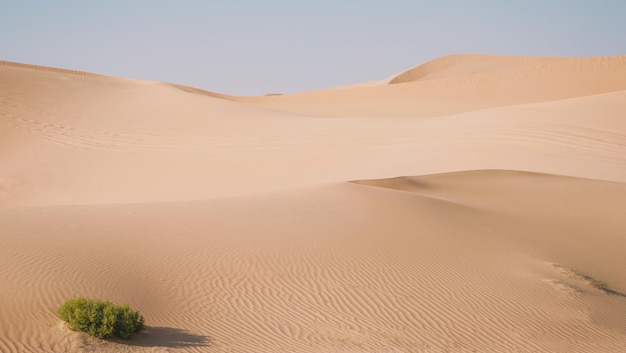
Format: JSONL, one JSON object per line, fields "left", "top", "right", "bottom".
{"left": 1, "top": 54, "right": 625, "bottom": 352}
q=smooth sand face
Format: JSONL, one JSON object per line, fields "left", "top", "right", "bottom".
{"left": 1, "top": 55, "right": 625, "bottom": 352}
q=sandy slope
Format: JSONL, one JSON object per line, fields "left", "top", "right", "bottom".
{"left": 1, "top": 55, "right": 626, "bottom": 353}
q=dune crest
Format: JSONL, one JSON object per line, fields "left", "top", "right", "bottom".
{"left": 386, "top": 53, "right": 626, "bottom": 84}
{"left": 0, "top": 60, "right": 112, "bottom": 79}
{"left": 386, "top": 53, "right": 540, "bottom": 83}
{"left": 243, "top": 54, "right": 626, "bottom": 117}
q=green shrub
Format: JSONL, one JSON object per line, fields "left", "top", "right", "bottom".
{"left": 591, "top": 279, "right": 608, "bottom": 291}
{"left": 58, "top": 297, "right": 144, "bottom": 339}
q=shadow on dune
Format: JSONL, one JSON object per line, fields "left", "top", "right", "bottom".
{"left": 125, "top": 326, "right": 210, "bottom": 348}
{"left": 605, "top": 288, "right": 626, "bottom": 298}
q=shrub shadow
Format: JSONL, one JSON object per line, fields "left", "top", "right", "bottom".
{"left": 605, "top": 288, "right": 626, "bottom": 298}
{"left": 121, "top": 326, "right": 210, "bottom": 348}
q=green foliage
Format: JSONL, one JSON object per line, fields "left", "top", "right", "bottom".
{"left": 113, "top": 304, "right": 145, "bottom": 339}
{"left": 58, "top": 297, "right": 144, "bottom": 339}
{"left": 591, "top": 279, "right": 608, "bottom": 291}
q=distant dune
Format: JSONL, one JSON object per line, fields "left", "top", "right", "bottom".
{"left": 1, "top": 54, "right": 625, "bottom": 353}
{"left": 386, "top": 54, "right": 564, "bottom": 83}
{"left": 244, "top": 54, "right": 626, "bottom": 118}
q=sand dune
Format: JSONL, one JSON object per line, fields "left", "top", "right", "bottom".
{"left": 386, "top": 54, "right": 585, "bottom": 83}
{"left": 1, "top": 55, "right": 626, "bottom": 352}
{"left": 1, "top": 175, "right": 625, "bottom": 352}
{"left": 243, "top": 54, "right": 626, "bottom": 117}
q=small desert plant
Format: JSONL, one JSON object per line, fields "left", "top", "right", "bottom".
{"left": 591, "top": 279, "right": 608, "bottom": 291}
{"left": 58, "top": 297, "right": 144, "bottom": 339}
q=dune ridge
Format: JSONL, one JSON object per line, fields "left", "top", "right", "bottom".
{"left": 239, "top": 54, "right": 626, "bottom": 118}
{"left": 386, "top": 53, "right": 626, "bottom": 84}
{"left": 0, "top": 60, "right": 112, "bottom": 79}
{"left": 1, "top": 54, "right": 626, "bottom": 352}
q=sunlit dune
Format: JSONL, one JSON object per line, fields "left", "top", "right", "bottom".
{"left": 1, "top": 55, "right": 625, "bottom": 352}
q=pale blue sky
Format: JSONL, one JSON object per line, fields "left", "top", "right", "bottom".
{"left": 1, "top": 1, "right": 625, "bottom": 95}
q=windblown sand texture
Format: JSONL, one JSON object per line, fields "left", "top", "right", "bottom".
{"left": 1, "top": 54, "right": 626, "bottom": 353}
